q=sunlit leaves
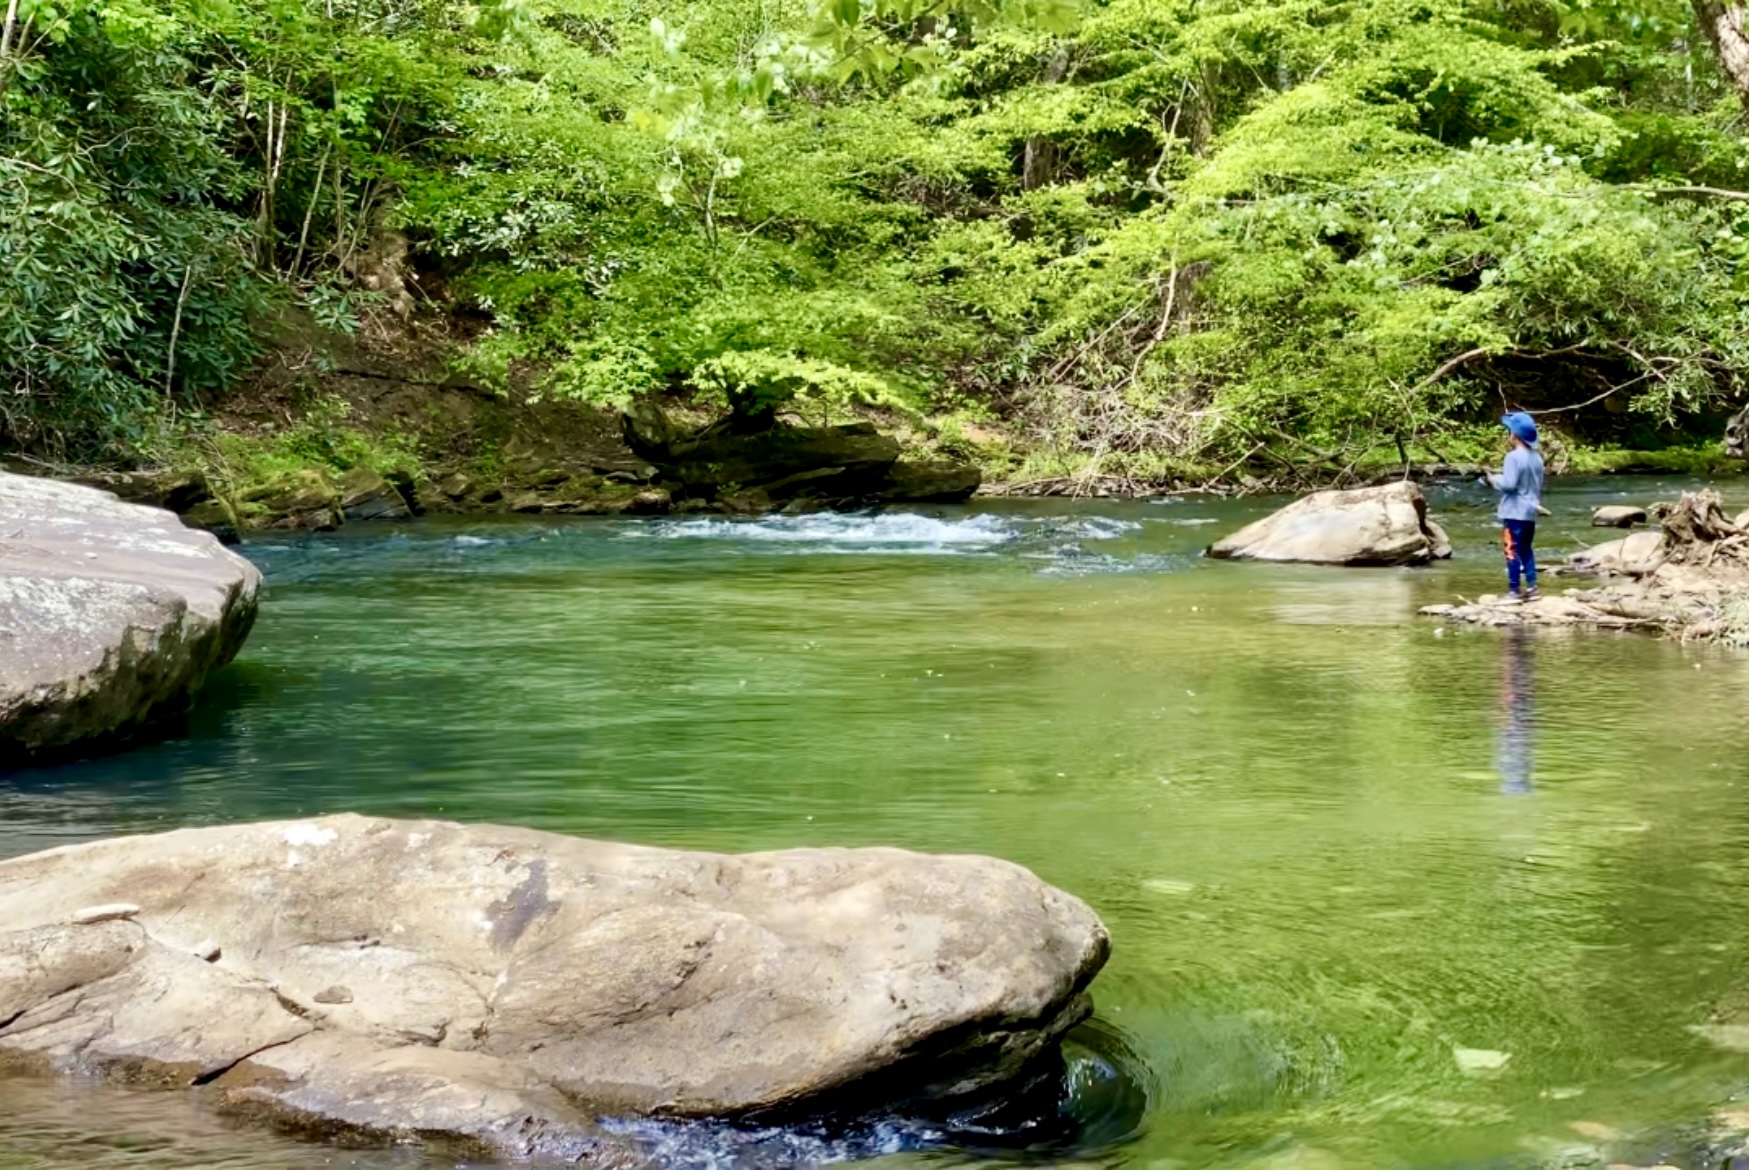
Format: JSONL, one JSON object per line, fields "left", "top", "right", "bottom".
{"left": 803, "top": 0, "right": 1077, "bottom": 82}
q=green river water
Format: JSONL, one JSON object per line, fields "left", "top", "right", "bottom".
{"left": 7, "top": 475, "right": 1749, "bottom": 1170}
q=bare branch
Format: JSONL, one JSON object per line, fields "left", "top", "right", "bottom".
{"left": 1626, "top": 183, "right": 1749, "bottom": 202}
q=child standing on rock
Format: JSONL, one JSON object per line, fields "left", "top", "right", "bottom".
{"left": 1486, "top": 412, "right": 1546, "bottom": 603}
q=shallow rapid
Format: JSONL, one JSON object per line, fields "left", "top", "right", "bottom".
{"left": 7, "top": 475, "right": 1749, "bottom": 1170}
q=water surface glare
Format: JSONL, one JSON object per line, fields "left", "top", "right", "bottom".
{"left": 7, "top": 476, "right": 1749, "bottom": 1170}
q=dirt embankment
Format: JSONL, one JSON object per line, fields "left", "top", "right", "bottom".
{"left": 10, "top": 314, "right": 979, "bottom": 537}
{"left": 205, "top": 314, "right": 664, "bottom": 525}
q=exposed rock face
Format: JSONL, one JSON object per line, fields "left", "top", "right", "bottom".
{"left": 624, "top": 408, "right": 981, "bottom": 507}
{"left": 1207, "top": 482, "right": 1453, "bottom": 566}
{"left": 0, "top": 473, "right": 261, "bottom": 761}
{"left": 1592, "top": 505, "right": 1649, "bottom": 529}
{"left": 336, "top": 468, "right": 413, "bottom": 522}
{"left": 0, "top": 816, "right": 1109, "bottom": 1157}
{"left": 876, "top": 461, "right": 985, "bottom": 504}
{"left": 240, "top": 470, "right": 342, "bottom": 531}
{"left": 664, "top": 421, "right": 903, "bottom": 500}
{"left": 68, "top": 467, "right": 216, "bottom": 514}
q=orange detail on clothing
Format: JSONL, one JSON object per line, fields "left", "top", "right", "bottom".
{"left": 1502, "top": 526, "right": 1517, "bottom": 562}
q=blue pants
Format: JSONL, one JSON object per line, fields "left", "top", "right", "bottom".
{"left": 1503, "top": 519, "right": 1537, "bottom": 592}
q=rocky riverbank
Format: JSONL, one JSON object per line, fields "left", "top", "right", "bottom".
{"left": 0, "top": 313, "right": 987, "bottom": 539}
{"left": 14, "top": 311, "right": 1742, "bottom": 538}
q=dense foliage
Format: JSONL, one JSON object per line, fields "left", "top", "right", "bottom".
{"left": 8, "top": 0, "right": 1749, "bottom": 474}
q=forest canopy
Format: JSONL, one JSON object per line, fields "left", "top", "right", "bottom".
{"left": 5, "top": 0, "right": 1749, "bottom": 476}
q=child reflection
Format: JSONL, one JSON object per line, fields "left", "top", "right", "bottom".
{"left": 1496, "top": 627, "right": 1535, "bottom": 794}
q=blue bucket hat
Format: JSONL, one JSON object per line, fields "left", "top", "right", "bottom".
{"left": 1502, "top": 412, "right": 1538, "bottom": 445}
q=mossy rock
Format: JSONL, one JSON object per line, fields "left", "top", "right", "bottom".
{"left": 337, "top": 467, "right": 412, "bottom": 521}
{"left": 239, "top": 470, "right": 342, "bottom": 530}
{"left": 181, "top": 498, "right": 243, "bottom": 545}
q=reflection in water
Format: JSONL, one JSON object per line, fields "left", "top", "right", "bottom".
{"left": 1496, "top": 628, "right": 1535, "bottom": 794}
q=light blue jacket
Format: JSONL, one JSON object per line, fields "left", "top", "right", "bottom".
{"left": 1488, "top": 446, "right": 1545, "bottom": 522}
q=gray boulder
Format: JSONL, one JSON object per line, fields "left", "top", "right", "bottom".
{"left": 1591, "top": 505, "right": 1648, "bottom": 528}
{"left": 0, "top": 815, "right": 1108, "bottom": 1157}
{"left": 0, "top": 473, "right": 261, "bottom": 761}
{"left": 1564, "top": 529, "right": 1665, "bottom": 576}
{"left": 1207, "top": 482, "right": 1453, "bottom": 566}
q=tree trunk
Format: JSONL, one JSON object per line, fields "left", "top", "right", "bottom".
{"left": 1020, "top": 50, "right": 1070, "bottom": 191}
{"left": 1693, "top": 0, "right": 1749, "bottom": 111}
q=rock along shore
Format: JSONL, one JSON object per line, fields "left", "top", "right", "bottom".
{"left": 0, "top": 472, "right": 261, "bottom": 763}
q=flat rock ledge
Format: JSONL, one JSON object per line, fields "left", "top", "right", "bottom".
{"left": 0, "top": 472, "right": 261, "bottom": 761}
{"left": 0, "top": 815, "right": 1109, "bottom": 1162}
{"left": 1207, "top": 481, "right": 1452, "bottom": 567}
{"left": 1418, "top": 591, "right": 1660, "bottom": 631}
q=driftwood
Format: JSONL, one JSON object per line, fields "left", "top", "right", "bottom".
{"left": 1651, "top": 491, "right": 1749, "bottom": 565}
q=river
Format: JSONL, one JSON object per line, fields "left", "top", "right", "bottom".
{"left": 6, "top": 475, "right": 1749, "bottom": 1170}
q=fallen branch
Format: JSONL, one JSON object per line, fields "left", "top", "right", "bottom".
{"left": 1625, "top": 183, "right": 1749, "bottom": 203}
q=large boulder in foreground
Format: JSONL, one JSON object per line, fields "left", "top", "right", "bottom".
{"left": 0, "top": 473, "right": 261, "bottom": 761}
{"left": 0, "top": 815, "right": 1108, "bottom": 1158}
{"left": 1207, "top": 481, "right": 1452, "bottom": 566}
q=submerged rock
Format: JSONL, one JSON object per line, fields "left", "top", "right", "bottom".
{"left": 1207, "top": 482, "right": 1452, "bottom": 566}
{"left": 0, "top": 473, "right": 261, "bottom": 762}
{"left": 0, "top": 815, "right": 1108, "bottom": 1157}
{"left": 1419, "top": 592, "right": 1651, "bottom": 630}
